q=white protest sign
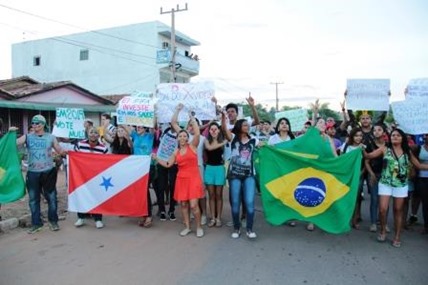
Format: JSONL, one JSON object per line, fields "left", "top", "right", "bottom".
{"left": 52, "top": 108, "right": 86, "bottom": 139}
{"left": 275, "top": 109, "right": 308, "bottom": 131}
{"left": 406, "top": 78, "right": 428, "bottom": 99}
{"left": 116, "top": 96, "right": 155, "bottom": 127}
{"left": 346, "top": 79, "right": 390, "bottom": 111}
{"left": 155, "top": 82, "right": 216, "bottom": 123}
{"left": 391, "top": 99, "right": 428, "bottom": 134}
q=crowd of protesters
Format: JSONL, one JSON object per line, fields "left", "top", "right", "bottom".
{"left": 3, "top": 94, "right": 428, "bottom": 248}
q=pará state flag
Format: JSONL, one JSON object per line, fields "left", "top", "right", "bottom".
{"left": 68, "top": 152, "right": 150, "bottom": 217}
{"left": 0, "top": 132, "right": 25, "bottom": 203}
{"left": 259, "top": 129, "right": 362, "bottom": 234}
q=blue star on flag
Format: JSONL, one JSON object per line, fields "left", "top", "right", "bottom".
{"left": 100, "top": 176, "right": 114, "bottom": 191}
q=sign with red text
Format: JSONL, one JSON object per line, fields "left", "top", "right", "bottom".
{"left": 52, "top": 108, "right": 86, "bottom": 139}
{"left": 346, "top": 79, "right": 390, "bottom": 111}
{"left": 117, "top": 96, "right": 155, "bottom": 127}
{"left": 155, "top": 82, "right": 216, "bottom": 123}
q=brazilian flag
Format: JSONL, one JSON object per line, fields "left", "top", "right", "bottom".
{"left": 259, "top": 129, "right": 362, "bottom": 234}
{"left": 0, "top": 132, "right": 25, "bottom": 203}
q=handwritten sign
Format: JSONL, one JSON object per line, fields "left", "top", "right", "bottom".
{"left": 156, "top": 131, "right": 177, "bottom": 161}
{"left": 346, "top": 79, "right": 390, "bottom": 111}
{"left": 391, "top": 99, "right": 428, "bottom": 134}
{"left": 406, "top": 78, "right": 428, "bottom": 99}
{"left": 52, "top": 108, "right": 86, "bottom": 139}
{"left": 155, "top": 82, "right": 216, "bottom": 123}
{"left": 275, "top": 109, "right": 308, "bottom": 131}
{"left": 116, "top": 96, "right": 155, "bottom": 127}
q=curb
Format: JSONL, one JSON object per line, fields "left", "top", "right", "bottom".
{"left": 0, "top": 211, "right": 67, "bottom": 233}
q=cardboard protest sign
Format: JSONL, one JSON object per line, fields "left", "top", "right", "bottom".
{"left": 274, "top": 109, "right": 308, "bottom": 130}
{"left": 156, "top": 82, "right": 216, "bottom": 123}
{"left": 406, "top": 78, "right": 428, "bottom": 99}
{"left": 391, "top": 99, "right": 428, "bottom": 134}
{"left": 52, "top": 108, "right": 86, "bottom": 139}
{"left": 346, "top": 79, "right": 390, "bottom": 111}
{"left": 116, "top": 96, "right": 155, "bottom": 127}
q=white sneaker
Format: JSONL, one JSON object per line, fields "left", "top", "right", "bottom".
{"left": 74, "top": 218, "right": 84, "bottom": 227}
{"left": 201, "top": 215, "right": 207, "bottom": 226}
{"left": 196, "top": 228, "right": 204, "bottom": 238}
{"left": 180, "top": 228, "right": 192, "bottom": 236}
{"left": 231, "top": 229, "right": 241, "bottom": 239}
{"left": 246, "top": 231, "right": 257, "bottom": 239}
{"left": 369, "top": 224, "right": 377, "bottom": 232}
{"left": 95, "top": 221, "right": 104, "bottom": 229}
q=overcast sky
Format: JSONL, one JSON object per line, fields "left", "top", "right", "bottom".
{"left": 1, "top": 0, "right": 427, "bottom": 110}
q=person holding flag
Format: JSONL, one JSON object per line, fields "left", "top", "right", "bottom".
{"left": 9, "top": 115, "right": 66, "bottom": 234}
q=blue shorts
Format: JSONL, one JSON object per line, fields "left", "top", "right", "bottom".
{"left": 204, "top": 165, "right": 225, "bottom": 186}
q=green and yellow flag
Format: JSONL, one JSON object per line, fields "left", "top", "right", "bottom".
{"left": 0, "top": 132, "right": 25, "bottom": 203}
{"left": 259, "top": 128, "right": 362, "bottom": 234}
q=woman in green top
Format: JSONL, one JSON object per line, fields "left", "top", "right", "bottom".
{"left": 365, "top": 128, "right": 428, "bottom": 247}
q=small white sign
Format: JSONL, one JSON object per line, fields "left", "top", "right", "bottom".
{"left": 275, "top": 109, "right": 308, "bottom": 131}
{"left": 406, "top": 78, "right": 428, "bottom": 99}
{"left": 391, "top": 99, "right": 428, "bottom": 134}
{"left": 52, "top": 108, "right": 86, "bottom": 139}
{"left": 346, "top": 79, "right": 390, "bottom": 111}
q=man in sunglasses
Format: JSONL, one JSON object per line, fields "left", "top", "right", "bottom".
{"left": 9, "top": 114, "right": 66, "bottom": 234}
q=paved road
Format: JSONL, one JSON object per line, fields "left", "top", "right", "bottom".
{"left": 1, "top": 193, "right": 427, "bottom": 285}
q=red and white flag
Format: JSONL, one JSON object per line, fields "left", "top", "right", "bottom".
{"left": 68, "top": 152, "right": 149, "bottom": 217}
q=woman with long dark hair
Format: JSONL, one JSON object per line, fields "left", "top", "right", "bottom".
{"left": 268, "top": 117, "right": 295, "bottom": 145}
{"left": 222, "top": 114, "right": 260, "bottom": 239}
{"left": 204, "top": 122, "right": 227, "bottom": 227}
{"left": 365, "top": 128, "right": 428, "bottom": 247}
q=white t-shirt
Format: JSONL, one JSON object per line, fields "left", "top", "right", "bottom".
{"left": 268, "top": 133, "right": 291, "bottom": 145}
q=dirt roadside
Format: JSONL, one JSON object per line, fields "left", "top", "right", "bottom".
{"left": 0, "top": 168, "right": 68, "bottom": 227}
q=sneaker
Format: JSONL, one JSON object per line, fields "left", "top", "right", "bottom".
{"left": 215, "top": 218, "right": 222, "bottom": 227}
{"left": 231, "top": 229, "right": 241, "bottom": 239}
{"left": 196, "top": 228, "right": 204, "bottom": 238}
{"left": 201, "top": 215, "right": 207, "bottom": 226}
{"left": 159, "top": 212, "right": 167, "bottom": 221}
{"left": 385, "top": 225, "right": 391, "bottom": 233}
{"left": 74, "top": 218, "right": 85, "bottom": 227}
{"left": 95, "top": 221, "right": 104, "bottom": 229}
{"left": 180, "top": 228, "right": 192, "bottom": 236}
{"left": 226, "top": 221, "right": 233, "bottom": 227}
{"left": 49, "top": 222, "right": 60, "bottom": 231}
{"left": 27, "top": 225, "right": 43, "bottom": 234}
{"left": 169, "top": 212, "right": 176, "bottom": 221}
{"left": 306, "top": 223, "right": 315, "bottom": 231}
{"left": 246, "top": 230, "right": 257, "bottom": 239}
{"left": 369, "top": 224, "right": 377, "bottom": 232}
{"left": 288, "top": 221, "right": 297, "bottom": 227}
{"left": 208, "top": 219, "right": 216, "bottom": 227}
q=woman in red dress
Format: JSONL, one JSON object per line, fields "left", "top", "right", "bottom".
{"left": 156, "top": 104, "right": 204, "bottom": 237}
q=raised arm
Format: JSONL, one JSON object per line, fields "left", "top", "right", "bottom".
{"left": 171, "top": 103, "right": 184, "bottom": 133}
{"left": 221, "top": 111, "right": 233, "bottom": 142}
{"left": 246, "top": 93, "right": 260, "bottom": 126}
{"left": 189, "top": 117, "right": 200, "bottom": 149}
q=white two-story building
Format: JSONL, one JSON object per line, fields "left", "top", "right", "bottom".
{"left": 12, "top": 21, "right": 200, "bottom": 95}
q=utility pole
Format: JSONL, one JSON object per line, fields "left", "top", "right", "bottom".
{"left": 161, "top": 3, "right": 188, "bottom": 83}
{"left": 270, "top": 82, "right": 284, "bottom": 111}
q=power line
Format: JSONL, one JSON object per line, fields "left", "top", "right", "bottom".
{"left": 0, "top": 3, "right": 161, "bottom": 49}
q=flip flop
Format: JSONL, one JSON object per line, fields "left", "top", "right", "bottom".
{"left": 391, "top": 240, "right": 401, "bottom": 248}
{"left": 377, "top": 234, "right": 386, "bottom": 242}
{"left": 143, "top": 218, "right": 153, "bottom": 228}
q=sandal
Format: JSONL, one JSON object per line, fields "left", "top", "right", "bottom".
{"left": 391, "top": 240, "right": 401, "bottom": 248}
{"left": 143, "top": 217, "right": 153, "bottom": 228}
{"left": 377, "top": 233, "right": 386, "bottom": 242}
{"left": 215, "top": 218, "right": 222, "bottom": 227}
{"left": 207, "top": 219, "right": 216, "bottom": 227}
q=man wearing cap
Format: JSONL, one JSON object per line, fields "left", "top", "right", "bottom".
{"left": 9, "top": 114, "right": 66, "bottom": 234}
